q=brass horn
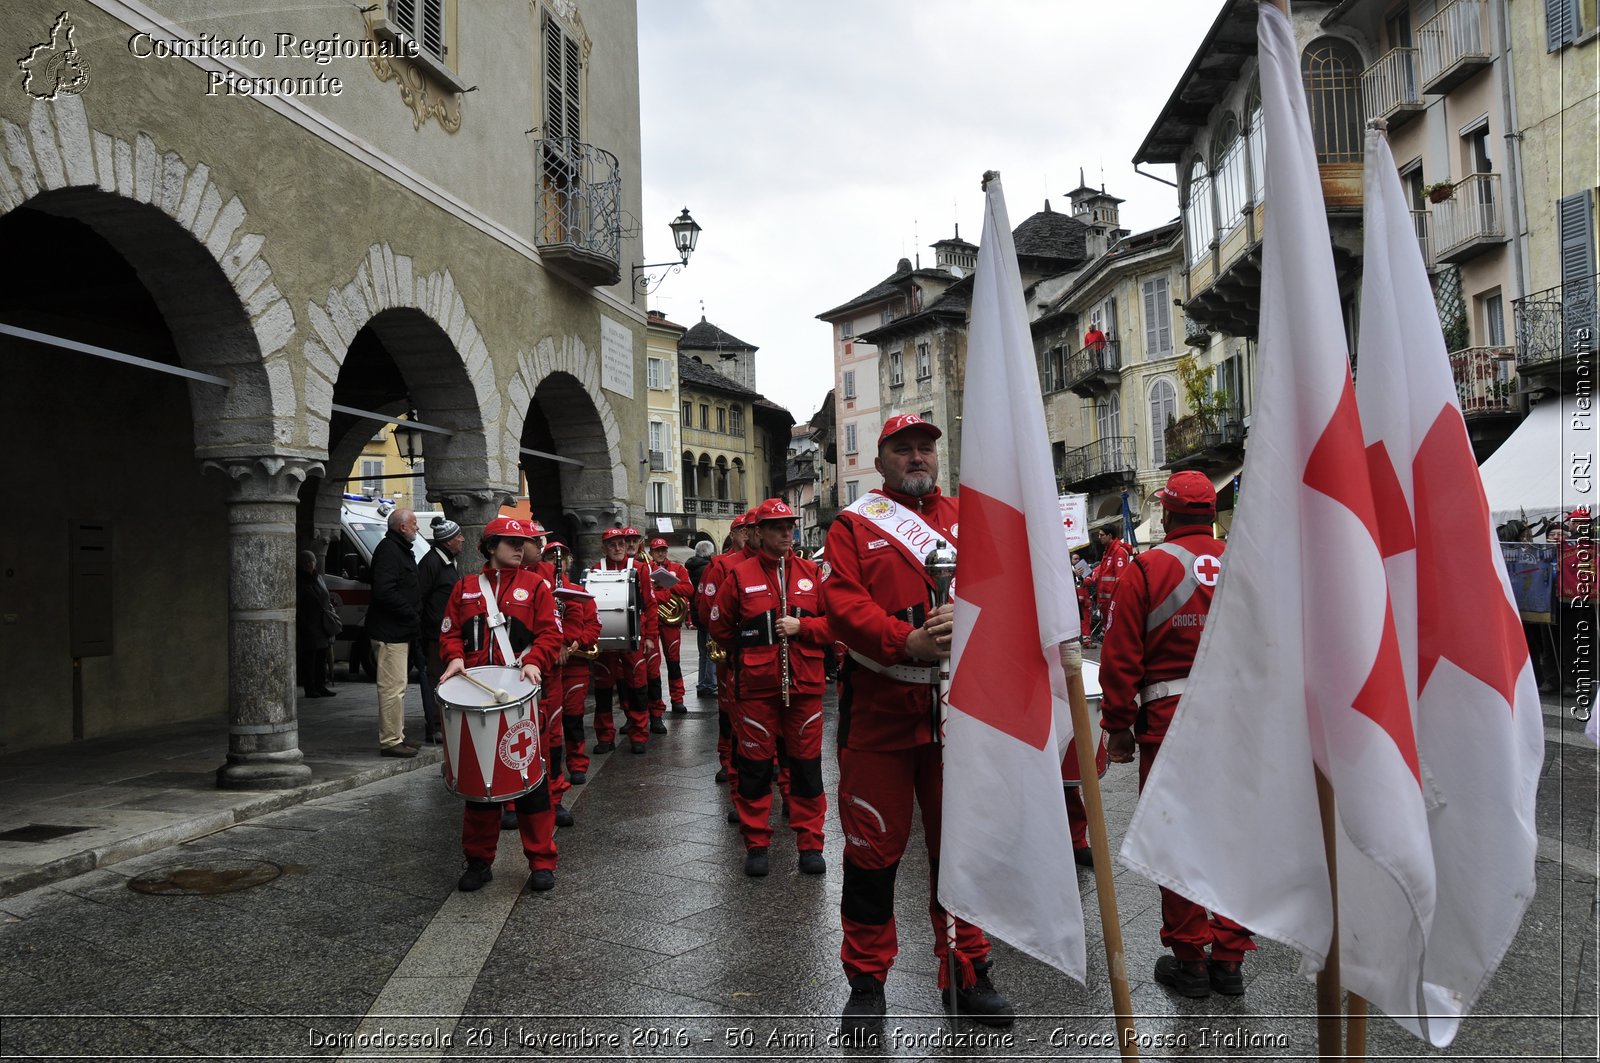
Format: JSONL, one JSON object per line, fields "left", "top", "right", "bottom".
{"left": 657, "top": 593, "right": 688, "bottom": 626}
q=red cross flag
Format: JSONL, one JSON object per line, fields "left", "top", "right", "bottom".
{"left": 941, "top": 173, "right": 1085, "bottom": 980}
{"left": 1121, "top": 6, "right": 1538, "bottom": 1045}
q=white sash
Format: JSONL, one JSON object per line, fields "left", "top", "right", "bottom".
{"left": 477, "top": 573, "right": 524, "bottom": 667}
{"left": 841, "top": 490, "right": 957, "bottom": 586}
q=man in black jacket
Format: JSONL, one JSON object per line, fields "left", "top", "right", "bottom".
{"left": 368, "top": 508, "right": 421, "bottom": 757}
{"left": 416, "top": 517, "right": 464, "bottom": 744}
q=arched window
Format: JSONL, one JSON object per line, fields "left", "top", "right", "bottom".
{"left": 714, "top": 456, "right": 729, "bottom": 501}
{"left": 681, "top": 451, "right": 696, "bottom": 498}
{"left": 730, "top": 458, "right": 746, "bottom": 505}
{"left": 1302, "top": 38, "right": 1364, "bottom": 164}
{"left": 1182, "top": 156, "right": 1214, "bottom": 268}
{"left": 1245, "top": 80, "right": 1265, "bottom": 202}
{"left": 696, "top": 454, "right": 713, "bottom": 504}
{"left": 1149, "top": 378, "right": 1178, "bottom": 466}
{"left": 1098, "top": 392, "right": 1124, "bottom": 469}
{"left": 1213, "top": 114, "right": 1248, "bottom": 237}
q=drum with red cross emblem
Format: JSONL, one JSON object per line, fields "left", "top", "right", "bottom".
{"left": 436, "top": 666, "right": 544, "bottom": 800}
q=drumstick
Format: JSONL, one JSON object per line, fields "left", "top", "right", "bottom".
{"left": 459, "top": 670, "right": 511, "bottom": 704}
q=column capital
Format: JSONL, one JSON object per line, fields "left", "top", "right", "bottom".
{"left": 427, "top": 486, "right": 516, "bottom": 512}
{"left": 204, "top": 455, "right": 324, "bottom": 503}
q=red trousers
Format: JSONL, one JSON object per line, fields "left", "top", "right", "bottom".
{"left": 1138, "top": 739, "right": 1255, "bottom": 962}
{"left": 542, "top": 690, "right": 569, "bottom": 805}
{"left": 1064, "top": 786, "right": 1089, "bottom": 849}
{"left": 594, "top": 649, "right": 649, "bottom": 744}
{"left": 837, "top": 742, "right": 990, "bottom": 985}
{"left": 558, "top": 664, "right": 593, "bottom": 774}
{"left": 731, "top": 693, "right": 825, "bottom": 851}
{"left": 656, "top": 623, "right": 685, "bottom": 707}
{"left": 463, "top": 782, "right": 555, "bottom": 871}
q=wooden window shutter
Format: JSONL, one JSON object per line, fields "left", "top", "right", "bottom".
{"left": 1547, "top": 0, "right": 1577, "bottom": 51}
{"left": 1559, "top": 190, "right": 1597, "bottom": 352}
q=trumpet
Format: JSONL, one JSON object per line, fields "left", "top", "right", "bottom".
{"left": 658, "top": 593, "right": 688, "bottom": 626}
{"left": 570, "top": 643, "right": 600, "bottom": 660}
{"left": 707, "top": 638, "right": 727, "bottom": 663}
{"left": 778, "top": 554, "right": 792, "bottom": 708}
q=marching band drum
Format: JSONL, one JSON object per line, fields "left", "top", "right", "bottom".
{"left": 1063, "top": 658, "right": 1110, "bottom": 785}
{"left": 584, "top": 568, "right": 641, "bottom": 652}
{"left": 435, "top": 665, "right": 544, "bottom": 801}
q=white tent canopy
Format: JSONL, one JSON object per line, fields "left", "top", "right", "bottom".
{"left": 1479, "top": 395, "right": 1577, "bottom": 529}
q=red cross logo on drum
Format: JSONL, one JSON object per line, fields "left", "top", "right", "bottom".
{"left": 1193, "top": 554, "right": 1222, "bottom": 588}
{"left": 499, "top": 720, "right": 538, "bottom": 771}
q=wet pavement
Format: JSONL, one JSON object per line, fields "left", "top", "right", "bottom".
{"left": 0, "top": 638, "right": 1595, "bottom": 1060}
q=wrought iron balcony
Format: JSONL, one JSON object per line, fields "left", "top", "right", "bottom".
{"left": 1362, "top": 48, "right": 1424, "bottom": 128}
{"left": 1183, "top": 317, "right": 1212, "bottom": 348}
{"left": 534, "top": 137, "right": 622, "bottom": 287}
{"left": 683, "top": 497, "right": 749, "bottom": 516}
{"left": 1411, "top": 209, "right": 1435, "bottom": 272}
{"left": 1164, "top": 408, "right": 1246, "bottom": 469}
{"left": 1449, "top": 345, "right": 1517, "bottom": 416}
{"left": 1430, "top": 173, "right": 1504, "bottom": 264}
{"left": 1515, "top": 277, "right": 1598, "bottom": 376}
{"left": 1418, "top": 0, "right": 1491, "bottom": 95}
{"left": 1059, "top": 436, "right": 1136, "bottom": 491}
{"left": 1061, "top": 338, "right": 1122, "bottom": 397}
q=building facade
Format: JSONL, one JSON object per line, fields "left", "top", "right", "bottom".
{"left": 2, "top": 0, "right": 648, "bottom": 771}
{"left": 644, "top": 310, "right": 686, "bottom": 538}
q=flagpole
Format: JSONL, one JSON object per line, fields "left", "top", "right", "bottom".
{"left": 1314, "top": 767, "right": 1344, "bottom": 1061}
{"left": 1346, "top": 994, "right": 1369, "bottom": 1057}
{"left": 1067, "top": 655, "right": 1139, "bottom": 1059}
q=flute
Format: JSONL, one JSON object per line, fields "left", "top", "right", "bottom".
{"left": 778, "top": 553, "right": 792, "bottom": 708}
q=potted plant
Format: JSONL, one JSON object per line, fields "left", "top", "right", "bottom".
{"left": 1424, "top": 180, "right": 1455, "bottom": 204}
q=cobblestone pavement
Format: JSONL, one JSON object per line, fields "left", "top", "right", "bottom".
{"left": 0, "top": 638, "right": 1595, "bottom": 1060}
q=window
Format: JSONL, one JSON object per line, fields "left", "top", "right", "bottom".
{"left": 1480, "top": 292, "right": 1506, "bottom": 347}
{"left": 1142, "top": 276, "right": 1173, "bottom": 359}
{"left": 920, "top": 409, "right": 933, "bottom": 421}
{"left": 700, "top": 404, "right": 710, "bottom": 430}
{"left": 389, "top": 0, "right": 447, "bottom": 63}
{"left": 1212, "top": 114, "right": 1249, "bottom": 236}
{"left": 714, "top": 457, "right": 729, "bottom": 500}
{"left": 1149, "top": 378, "right": 1178, "bottom": 466}
{"left": 1559, "top": 190, "right": 1597, "bottom": 352}
{"left": 713, "top": 406, "right": 724, "bottom": 433}
{"left": 648, "top": 420, "right": 666, "bottom": 452}
{"left": 1097, "top": 393, "right": 1124, "bottom": 469}
{"left": 650, "top": 481, "right": 673, "bottom": 513}
{"left": 729, "top": 406, "right": 744, "bottom": 437}
{"left": 361, "top": 459, "right": 385, "bottom": 496}
{"left": 1183, "top": 157, "right": 1214, "bottom": 268}
{"left": 1245, "top": 81, "right": 1265, "bottom": 203}
{"left": 1302, "top": 38, "right": 1364, "bottom": 165}
{"left": 843, "top": 369, "right": 857, "bottom": 400}
{"left": 916, "top": 342, "right": 932, "bottom": 380}
{"left": 1052, "top": 440, "right": 1066, "bottom": 480}
{"left": 1462, "top": 119, "right": 1493, "bottom": 175}
{"left": 647, "top": 357, "right": 667, "bottom": 389}
{"left": 889, "top": 350, "right": 904, "bottom": 386}
{"left": 542, "top": 10, "right": 582, "bottom": 141}
{"left": 845, "top": 423, "right": 859, "bottom": 455}
{"left": 1548, "top": 0, "right": 1599, "bottom": 50}
{"left": 880, "top": 307, "right": 895, "bottom": 326}
{"left": 1217, "top": 352, "right": 1248, "bottom": 419}
{"left": 846, "top": 480, "right": 861, "bottom": 503}
{"left": 840, "top": 320, "right": 854, "bottom": 340}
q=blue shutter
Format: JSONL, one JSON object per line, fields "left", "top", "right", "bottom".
{"left": 1547, "top": 0, "right": 1576, "bottom": 51}
{"left": 1560, "top": 190, "right": 1596, "bottom": 353}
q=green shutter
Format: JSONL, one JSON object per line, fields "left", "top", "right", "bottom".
{"left": 1559, "top": 190, "right": 1597, "bottom": 353}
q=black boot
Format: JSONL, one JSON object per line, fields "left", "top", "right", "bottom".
{"left": 942, "top": 959, "right": 1016, "bottom": 1026}
{"left": 840, "top": 974, "right": 886, "bottom": 1029}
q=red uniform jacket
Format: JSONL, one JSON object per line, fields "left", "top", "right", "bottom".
{"left": 523, "top": 559, "right": 556, "bottom": 591}
{"left": 596, "top": 556, "right": 659, "bottom": 641}
{"left": 1094, "top": 538, "right": 1132, "bottom": 611}
{"left": 694, "top": 547, "right": 755, "bottom": 629}
{"left": 822, "top": 486, "right": 955, "bottom": 749}
{"left": 553, "top": 576, "right": 601, "bottom": 667}
{"left": 439, "top": 565, "right": 564, "bottom": 676}
{"left": 1098, "top": 525, "right": 1226, "bottom": 741}
{"left": 652, "top": 560, "right": 694, "bottom": 626}
{"left": 709, "top": 551, "right": 831, "bottom": 698}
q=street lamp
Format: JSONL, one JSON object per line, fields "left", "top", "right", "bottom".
{"left": 632, "top": 207, "right": 702, "bottom": 298}
{"left": 392, "top": 412, "right": 425, "bottom": 469}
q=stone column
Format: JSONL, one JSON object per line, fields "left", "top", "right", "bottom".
{"left": 206, "top": 455, "right": 323, "bottom": 790}
{"left": 564, "top": 503, "right": 624, "bottom": 574}
{"left": 431, "top": 487, "right": 513, "bottom": 577}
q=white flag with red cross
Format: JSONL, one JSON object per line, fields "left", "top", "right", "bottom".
{"left": 940, "top": 173, "right": 1085, "bottom": 981}
{"left": 1124, "top": 1, "right": 1443, "bottom": 1033}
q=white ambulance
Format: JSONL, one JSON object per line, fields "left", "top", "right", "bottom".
{"left": 323, "top": 495, "right": 444, "bottom": 677}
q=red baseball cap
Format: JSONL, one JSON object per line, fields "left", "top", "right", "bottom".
{"left": 601, "top": 527, "right": 627, "bottom": 542}
{"left": 525, "top": 520, "right": 548, "bottom": 536}
{"left": 649, "top": 537, "right": 669, "bottom": 549}
{"left": 1567, "top": 508, "right": 1591, "bottom": 522}
{"left": 482, "top": 516, "right": 534, "bottom": 543}
{"left": 621, "top": 526, "right": 643, "bottom": 538}
{"left": 1158, "top": 471, "right": 1217, "bottom": 514}
{"left": 542, "top": 539, "right": 566, "bottom": 554}
{"left": 878, "top": 413, "right": 942, "bottom": 447}
{"left": 750, "top": 497, "right": 796, "bottom": 524}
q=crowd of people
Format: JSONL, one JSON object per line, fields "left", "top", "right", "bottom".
{"left": 290, "top": 413, "right": 1259, "bottom": 1026}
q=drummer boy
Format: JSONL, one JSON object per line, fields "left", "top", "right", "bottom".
{"left": 439, "top": 517, "right": 566, "bottom": 894}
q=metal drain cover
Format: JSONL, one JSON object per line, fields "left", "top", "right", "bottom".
{"left": 128, "top": 858, "right": 283, "bottom": 895}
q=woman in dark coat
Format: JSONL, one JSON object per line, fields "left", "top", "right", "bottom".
{"left": 297, "top": 549, "right": 339, "bottom": 697}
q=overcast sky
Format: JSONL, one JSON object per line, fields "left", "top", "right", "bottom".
{"left": 637, "top": 0, "right": 1224, "bottom": 426}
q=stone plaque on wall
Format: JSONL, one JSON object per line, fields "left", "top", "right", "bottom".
{"left": 600, "top": 315, "right": 634, "bottom": 399}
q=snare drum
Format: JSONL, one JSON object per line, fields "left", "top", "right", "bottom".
{"left": 1063, "top": 659, "right": 1109, "bottom": 787}
{"left": 436, "top": 665, "right": 544, "bottom": 801}
{"left": 585, "top": 568, "right": 640, "bottom": 652}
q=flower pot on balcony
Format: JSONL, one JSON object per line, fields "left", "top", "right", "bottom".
{"left": 1425, "top": 182, "right": 1455, "bottom": 204}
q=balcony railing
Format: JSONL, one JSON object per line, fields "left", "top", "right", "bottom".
{"left": 1061, "top": 338, "right": 1122, "bottom": 396}
{"left": 683, "top": 497, "right": 749, "bottom": 516}
{"left": 1060, "top": 436, "right": 1135, "bottom": 489}
{"left": 1183, "top": 317, "right": 1212, "bottom": 348}
{"left": 1362, "top": 48, "right": 1424, "bottom": 126}
{"left": 1430, "top": 173, "right": 1504, "bottom": 263}
{"left": 1449, "top": 345, "right": 1516, "bottom": 415}
{"left": 1165, "top": 408, "right": 1246, "bottom": 466}
{"left": 1418, "top": 0, "right": 1491, "bottom": 95}
{"left": 1515, "top": 277, "right": 1598, "bottom": 372}
{"left": 1411, "top": 209, "right": 1434, "bottom": 272}
{"left": 534, "top": 137, "right": 622, "bottom": 287}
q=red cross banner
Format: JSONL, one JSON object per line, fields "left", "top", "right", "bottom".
{"left": 1121, "top": 5, "right": 1539, "bottom": 1046}
{"left": 940, "top": 173, "right": 1086, "bottom": 981}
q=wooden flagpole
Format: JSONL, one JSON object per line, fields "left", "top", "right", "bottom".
{"left": 1314, "top": 767, "right": 1344, "bottom": 1061}
{"left": 1347, "top": 994, "right": 1369, "bottom": 1057}
{"left": 1067, "top": 662, "right": 1138, "bottom": 1059}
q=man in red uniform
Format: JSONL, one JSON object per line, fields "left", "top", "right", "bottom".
{"left": 649, "top": 537, "right": 694, "bottom": 715}
{"left": 821, "top": 414, "right": 1014, "bottom": 1028}
{"left": 623, "top": 528, "right": 672, "bottom": 733}
{"left": 1098, "top": 470, "right": 1252, "bottom": 997}
{"left": 697, "top": 513, "right": 754, "bottom": 791}
{"left": 591, "top": 527, "right": 659, "bottom": 753}
{"left": 438, "top": 517, "right": 566, "bottom": 893}
{"left": 1092, "top": 524, "right": 1132, "bottom": 623}
{"left": 544, "top": 540, "right": 598, "bottom": 829}
{"left": 709, "top": 499, "right": 832, "bottom": 877}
